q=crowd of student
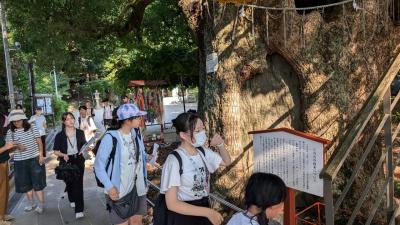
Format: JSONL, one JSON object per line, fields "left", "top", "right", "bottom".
{"left": 0, "top": 100, "right": 288, "bottom": 225}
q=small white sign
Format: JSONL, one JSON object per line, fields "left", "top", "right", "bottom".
{"left": 253, "top": 131, "right": 324, "bottom": 197}
{"left": 45, "top": 97, "right": 53, "bottom": 114}
{"left": 206, "top": 53, "right": 218, "bottom": 73}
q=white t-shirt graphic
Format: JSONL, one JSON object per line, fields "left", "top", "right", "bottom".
{"left": 160, "top": 147, "right": 222, "bottom": 201}
{"left": 118, "top": 132, "right": 136, "bottom": 198}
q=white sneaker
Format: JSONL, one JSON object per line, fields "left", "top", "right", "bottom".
{"left": 75, "top": 212, "right": 84, "bottom": 219}
{"left": 24, "top": 204, "right": 37, "bottom": 212}
{"left": 3, "top": 215, "right": 14, "bottom": 221}
{"left": 70, "top": 202, "right": 75, "bottom": 208}
{"left": 35, "top": 206, "right": 43, "bottom": 214}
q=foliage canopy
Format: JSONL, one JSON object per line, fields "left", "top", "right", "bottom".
{"left": 3, "top": 0, "right": 198, "bottom": 102}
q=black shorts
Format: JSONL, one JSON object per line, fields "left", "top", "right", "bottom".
{"left": 14, "top": 157, "right": 46, "bottom": 193}
{"left": 167, "top": 197, "right": 212, "bottom": 225}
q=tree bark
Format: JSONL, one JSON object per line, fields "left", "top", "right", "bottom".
{"left": 180, "top": 0, "right": 400, "bottom": 223}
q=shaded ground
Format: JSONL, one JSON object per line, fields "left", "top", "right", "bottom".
{"left": 9, "top": 154, "right": 113, "bottom": 225}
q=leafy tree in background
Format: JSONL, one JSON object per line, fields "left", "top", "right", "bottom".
{"left": 3, "top": 0, "right": 198, "bottom": 101}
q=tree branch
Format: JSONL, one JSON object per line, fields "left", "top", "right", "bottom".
{"left": 97, "top": 0, "right": 154, "bottom": 40}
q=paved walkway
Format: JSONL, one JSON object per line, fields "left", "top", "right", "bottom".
{"left": 9, "top": 155, "right": 112, "bottom": 225}
{"left": 7, "top": 100, "right": 194, "bottom": 225}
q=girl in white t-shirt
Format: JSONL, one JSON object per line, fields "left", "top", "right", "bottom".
{"left": 160, "top": 112, "right": 232, "bottom": 225}
{"left": 227, "top": 173, "right": 287, "bottom": 225}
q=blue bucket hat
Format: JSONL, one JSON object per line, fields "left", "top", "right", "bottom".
{"left": 117, "top": 104, "right": 147, "bottom": 121}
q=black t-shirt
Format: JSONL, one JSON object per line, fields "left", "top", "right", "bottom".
{"left": 0, "top": 133, "right": 10, "bottom": 163}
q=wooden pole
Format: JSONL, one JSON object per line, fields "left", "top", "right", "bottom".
{"left": 284, "top": 188, "right": 296, "bottom": 225}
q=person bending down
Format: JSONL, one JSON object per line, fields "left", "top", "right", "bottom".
{"left": 227, "top": 173, "right": 287, "bottom": 225}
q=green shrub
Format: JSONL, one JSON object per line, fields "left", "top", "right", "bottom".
{"left": 53, "top": 97, "right": 68, "bottom": 125}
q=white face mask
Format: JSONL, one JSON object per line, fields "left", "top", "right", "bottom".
{"left": 192, "top": 130, "right": 207, "bottom": 147}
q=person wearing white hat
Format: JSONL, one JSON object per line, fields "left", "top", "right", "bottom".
{"left": 5, "top": 109, "right": 46, "bottom": 214}
{"left": 94, "top": 104, "right": 150, "bottom": 225}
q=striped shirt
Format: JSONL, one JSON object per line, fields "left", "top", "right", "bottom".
{"left": 6, "top": 124, "right": 41, "bottom": 161}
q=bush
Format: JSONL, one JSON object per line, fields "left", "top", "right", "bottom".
{"left": 53, "top": 97, "right": 68, "bottom": 125}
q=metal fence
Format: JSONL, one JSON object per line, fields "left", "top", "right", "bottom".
{"left": 320, "top": 53, "right": 400, "bottom": 225}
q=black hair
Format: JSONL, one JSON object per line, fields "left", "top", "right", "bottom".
{"left": 172, "top": 112, "right": 200, "bottom": 140}
{"left": 61, "top": 112, "right": 75, "bottom": 131}
{"left": 0, "top": 114, "right": 5, "bottom": 136}
{"left": 78, "top": 105, "right": 87, "bottom": 111}
{"left": 111, "top": 116, "right": 140, "bottom": 130}
{"left": 187, "top": 109, "right": 197, "bottom": 114}
{"left": 10, "top": 119, "right": 31, "bottom": 132}
{"left": 102, "top": 98, "right": 109, "bottom": 103}
{"left": 244, "top": 173, "right": 287, "bottom": 225}
{"left": 121, "top": 94, "right": 128, "bottom": 100}
{"left": 15, "top": 104, "right": 23, "bottom": 110}
{"left": 35, "top": 106, "right": 42, "bottom": 111}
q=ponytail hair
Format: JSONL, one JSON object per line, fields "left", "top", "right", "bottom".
{"left": 244, "top": 173, "right": 287, "bottom": 225}
{"left": 171, "top": 112, "right": 199, "bottom": 140}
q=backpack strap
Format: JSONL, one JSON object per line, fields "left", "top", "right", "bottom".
{"left": 196, "top": 146, "right": 205, "bottom": 156}
{"left": 79, "top": 117, "right": 92, "bottom": 127}
{"left": 134, "top": 133, "right": 140, "bottom": 162}
{"left": 104, "top": 134, "right": 118, "bottom": 180}
{"left": 170, "top": 151, "right": 183, "bottom": 175}
{"left": 169, "top": 148, "right": 205, "bottom": 176}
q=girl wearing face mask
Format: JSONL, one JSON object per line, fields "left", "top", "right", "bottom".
{"left": 160, "top": 112, "right": 232, "bottom": 225}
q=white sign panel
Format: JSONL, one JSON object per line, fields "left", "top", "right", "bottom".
{"left": 253, "top": 131, "right": 324, "bottom": 197}
{"left": 36, "top": 97, "right": 53, "bottom": 114}
{"left": 206, "top": 53, "right": 218, "bottom": 73}
{"left": 45, "top": 97, "right": 53, "bottom": 114}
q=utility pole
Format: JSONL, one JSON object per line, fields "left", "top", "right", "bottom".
{"left": 180, "top": 76, "right": 186, "bottom": 112}
{"left": 0, "top": 1, "right": 15, "bottom": 109}
{"left": 51, "top": 65, "right": 59, "bottom": 99}
{"left": 28, "top": 61, "right": 36, "bottom": 115}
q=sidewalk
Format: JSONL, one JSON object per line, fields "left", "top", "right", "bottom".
{"left": 9, "top": 154, "right": 111, "bottom": 225}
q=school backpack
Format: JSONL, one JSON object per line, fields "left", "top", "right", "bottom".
{"left": 93, "top": 133, "right": 118, "bottom": 188}
{"left": 152, "top": 147, "right": 205, "bottom": 225}
{"left": 93, "top": 130, "right": 141, "bottom": 188}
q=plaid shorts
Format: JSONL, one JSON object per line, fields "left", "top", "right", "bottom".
{"left": 14, "top": 157, "right": 46, "bottom": 193}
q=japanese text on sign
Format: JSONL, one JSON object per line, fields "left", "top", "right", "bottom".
{"left": 253, "top": 131, "right": 324, "bottom": 197}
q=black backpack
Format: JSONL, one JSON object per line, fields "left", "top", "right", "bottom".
{"left": 153, "top": 147, "right": 205, "bottom": 225}
{"left": 94, "top": 133, "right": 118, "bottom": 188}
{"left": 93, "top": 130, "right": 141, "bottom": 188}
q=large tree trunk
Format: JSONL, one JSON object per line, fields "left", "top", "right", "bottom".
{"left": 180, "top": 0, "right": 400, "bottom": 223}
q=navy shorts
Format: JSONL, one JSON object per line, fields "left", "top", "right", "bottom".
{"left": 14, "top": 157, "right": 46, "bottom": 193}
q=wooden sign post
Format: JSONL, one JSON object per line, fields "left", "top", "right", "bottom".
{"left": 249, "top": 128, "right": 330, "bottom": 225}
